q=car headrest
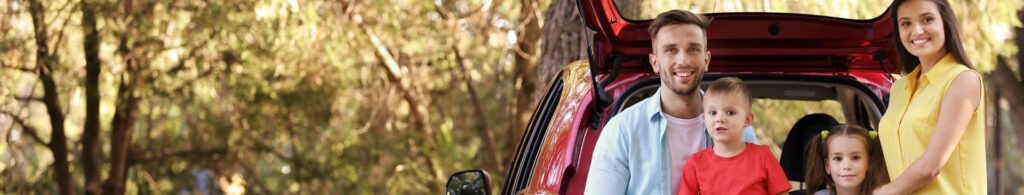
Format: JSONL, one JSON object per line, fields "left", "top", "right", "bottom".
{"left": 779, "top": 113, "right": 839, "bottom": 182}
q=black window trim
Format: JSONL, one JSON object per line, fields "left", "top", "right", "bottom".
{"left": 502, "top": 76, "right": 564, "bottom": 194}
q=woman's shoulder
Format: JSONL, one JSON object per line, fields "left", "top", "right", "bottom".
{"left": 933, "top": 63, "right": 982, "bottom": 101}
{"left": 940, "top": 64, "right": 980, "bottom": 83}
{"left": 948, "top": 70, "right": 982, "bottom": 90}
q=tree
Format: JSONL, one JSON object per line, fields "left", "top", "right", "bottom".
{"left": 80, "top": 0, "right": 102, "bottom": 193}
{"left": 986, "top": 7, "right": 1024, "bottom": 195}
{"left": 25, "top": 0, "right": 74, "bottom": 194}
{"left": 537, "top": 0, "right": 587, "bottom": 94}
{"left": 509, "top": 0, "right": 543, "bottom": 167}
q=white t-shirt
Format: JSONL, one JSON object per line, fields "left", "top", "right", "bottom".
{"left": 664, "top": 113, "right": 707, "bottom": 194}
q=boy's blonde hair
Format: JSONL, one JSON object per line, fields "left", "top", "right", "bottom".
{"left": 705, "top": 77, "right": 752, "bottom": 109}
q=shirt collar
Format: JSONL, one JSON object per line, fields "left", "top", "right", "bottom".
{"left": 906, "top": 54, "right": 958, "bottom": 90}
{"left": 647, "top": 89, "right": 664, "bottom": 120}
{"left": 646, "top": 87, "right": 705, "bottom": 120}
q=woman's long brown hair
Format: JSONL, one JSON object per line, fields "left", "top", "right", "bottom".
{"left": 804, "top": 124, "right": 890, "bottom": 194}
{"left": 891, "top": 0, "right": 974, "bottom": 74}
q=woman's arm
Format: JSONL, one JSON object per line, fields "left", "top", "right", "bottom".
{"left": 874, "top": 71, "right": 982, "bottom": 195}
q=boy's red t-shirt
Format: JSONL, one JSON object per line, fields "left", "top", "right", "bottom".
{"left": 677, "top": 143, "right": 791, "bottom": 195}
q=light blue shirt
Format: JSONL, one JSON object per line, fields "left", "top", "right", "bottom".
{"left": 583, "top": 89, "right": 758, "bottom": 195}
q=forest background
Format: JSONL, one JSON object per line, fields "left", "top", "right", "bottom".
{"left": 1, "top": 0, "right": 1022, "bottom": 194}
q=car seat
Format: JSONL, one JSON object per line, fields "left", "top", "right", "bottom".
{"left": 779, "top": 113, "right": 839, "bottom": 195}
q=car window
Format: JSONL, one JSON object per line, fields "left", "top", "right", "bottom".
{"left": 751, "top": 99, "right": 845, "bottom": 154}
{"left": 614, "top": 0, "right": 893, "bottom": 21}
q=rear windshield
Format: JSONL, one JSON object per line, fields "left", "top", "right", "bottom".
{"left": 614, "top": 0, "right": 893, "bottom": 21}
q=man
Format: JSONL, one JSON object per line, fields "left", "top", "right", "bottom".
{"left": 583, "top": 10, "right": 758, "bottom": 195}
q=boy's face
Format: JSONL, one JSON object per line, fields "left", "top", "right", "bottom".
{"left": 702, "top": 92, "right": 753, "bottom": 144}
{"left": 825, "top": 135, "right": 869, "bottom": 190}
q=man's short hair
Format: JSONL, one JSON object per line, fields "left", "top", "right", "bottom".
{"left": 647, "top": 10, "right": 710, "bottom": 41}
{"left": 706, "top": 77, "right": 752, "bottom": 109}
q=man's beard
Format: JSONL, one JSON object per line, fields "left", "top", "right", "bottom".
{"left": 661, "top": 71, "right": 702, "bottom": 96}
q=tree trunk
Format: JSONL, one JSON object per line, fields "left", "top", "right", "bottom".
{"left": 80, "top": 1, "right": 104, "bottom": 193}
{"left": 350, "top": 10, "right": 444, "bottom": 189}
{"left": 508, "top": 0, "right": 542, "bottom": 168}
{"left": 453, "top": 46, "right": 504, "bottom": 174}
{"left": 1017, "top": 9, "right": 1023, "bottom": 87}
{"left": 986, "top": 10, "right": 1024, "bottom": 193}
{"left": 1004, "top": 8, "right": 1024, "bottom": 151}
{"left": 536, "top": 0, "right": 588, "bottom": 95}
{"left": 103, "top": 36, "right": 141, "bottom": 195}
{"left": 27, "top": 1, "right": 74, "bottom": 194}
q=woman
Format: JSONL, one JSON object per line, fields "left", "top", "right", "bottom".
{"left": 874, "top": 0, "right": 986, "bottom": 194}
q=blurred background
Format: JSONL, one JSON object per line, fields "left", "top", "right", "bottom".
{"left": 0, "top": 0, "right": 1020, "bottom": 194}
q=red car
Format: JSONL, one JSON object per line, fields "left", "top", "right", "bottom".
{"left": 447, "top": 0, "right": 895, "bottom": 194}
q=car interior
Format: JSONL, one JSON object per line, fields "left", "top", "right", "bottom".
{"left": 590, "top": 74, "right": 886, "bottom": 193}
{"left": 612, "top": 75, "right": 884, "bottom": 128}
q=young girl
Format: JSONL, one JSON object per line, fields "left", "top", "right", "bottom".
{"left": 805, "top": 124, "right": 889, "bottom": 195}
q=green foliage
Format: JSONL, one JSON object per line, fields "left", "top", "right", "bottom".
{"left": 1, "top": 0, "right": 532, "bottom": 194}
{"left": 752, "top": 99, "right": 846, "bottom": 148}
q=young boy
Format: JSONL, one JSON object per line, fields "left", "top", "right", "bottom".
{"left": 678, "top": 77, "right": 791, "bottom": 195}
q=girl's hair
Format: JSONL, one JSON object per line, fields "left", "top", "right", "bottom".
{"left": 891, "top": 0, "right": 974, "bottom": 74}
{"left": 804, "top": 124, "right": 890, "bottom": 194}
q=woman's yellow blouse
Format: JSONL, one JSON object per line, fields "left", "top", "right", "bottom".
{"left": 878, "top": 54, "right": 986, "bottom": 194}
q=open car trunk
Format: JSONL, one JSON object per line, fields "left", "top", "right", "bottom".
{"left": 578, "top": 0, "right": 897, "bottom": 96}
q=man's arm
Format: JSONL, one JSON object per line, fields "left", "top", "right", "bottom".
{"left": 584, "top": 119, "right": 629, "bottom": 194}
